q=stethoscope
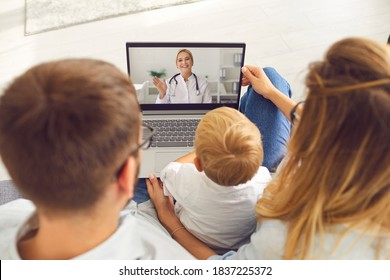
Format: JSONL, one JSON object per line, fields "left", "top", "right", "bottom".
{"left": 168, "top": 73, "right": 200, "bottom": 96}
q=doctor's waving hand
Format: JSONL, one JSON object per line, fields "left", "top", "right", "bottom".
{"left": 154, "top": 49, "right": 212, "bottom": 104}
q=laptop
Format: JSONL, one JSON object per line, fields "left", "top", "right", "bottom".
{"left": 125, "top": 42, "right": 246, "bottom": 178}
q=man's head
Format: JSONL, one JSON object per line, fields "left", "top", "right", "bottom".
{"left": 0, "top": 59, "right": 141, "bottom": 211}
{"left": 194, "top": 107, "right": 263, "bottom": 186}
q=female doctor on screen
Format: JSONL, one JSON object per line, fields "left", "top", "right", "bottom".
{"left": 154, "top": 49, "right": 212, "bottom": 103}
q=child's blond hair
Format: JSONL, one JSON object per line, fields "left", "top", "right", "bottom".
{"left": 195, "top": 107, "right": 263, "bottom": 186}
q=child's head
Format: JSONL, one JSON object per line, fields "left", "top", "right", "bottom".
{"left": 195, "top": 107, "right": 263, "bottom": 186}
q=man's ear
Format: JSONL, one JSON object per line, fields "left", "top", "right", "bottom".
{"left": 194, "top": 156, "right": 203, "bottom": 172}
{"left": 117, "top": 156, "right": 136, "bottom": 199}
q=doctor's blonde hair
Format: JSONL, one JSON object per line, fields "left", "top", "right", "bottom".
{"left": 195, "top": 107, "right": 263, "bottom": 186}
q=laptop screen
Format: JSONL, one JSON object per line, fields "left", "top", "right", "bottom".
{"left": 126, "top": 42, "right": 246, "bottom": 112}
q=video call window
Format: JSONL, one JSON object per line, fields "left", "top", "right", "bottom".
{"left": 126, "top": 43, "right": 245, "bottom": 105}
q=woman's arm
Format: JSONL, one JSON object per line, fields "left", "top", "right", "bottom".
{"left": 146, "top": 174, "right": 217, "bottom": 259}
{"left": 241, "top": 66, "right": 303, "bottom": 122}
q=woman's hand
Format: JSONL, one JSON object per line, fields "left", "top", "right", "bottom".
{"left": 146, "top": 174, "right": 182, "bottom": 233}
{"left": 241, "top": 65, "right": 278, "bottom": 100}
{"left": 146, "top": 174, "right": 218, "bottom": 260}
{"left": 242, "top": 65, "right": 298, "bottom": 122}
{"left": 152, "top": 76, "right": 167, "bottom": 99}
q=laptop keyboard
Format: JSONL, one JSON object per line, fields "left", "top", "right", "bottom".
{"left": 144, "top": 119, "right": 200, "bottom": 147}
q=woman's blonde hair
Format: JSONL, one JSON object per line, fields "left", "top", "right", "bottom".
{"left": 257, "top": 37, "right": 390, "bottom": 259}
{"left": 195, "top": 107, "right": 263, "bottom": 186}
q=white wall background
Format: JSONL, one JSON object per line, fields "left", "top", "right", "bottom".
{"left": 129, "top": 47, "right": 222, "bottom": 83}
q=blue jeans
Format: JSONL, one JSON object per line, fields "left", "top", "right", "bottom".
{"left": 133, "top": 179, "right": 149, "bottom": 204}
{"left": 239, "top": 67, "right": 291, "bottom": 172}
{"left": 133, "top": 67, "right": 291, "bottom": 203}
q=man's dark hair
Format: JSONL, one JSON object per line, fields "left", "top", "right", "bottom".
{"left": 0, "top": 59, "right": 140, "bottom": 210}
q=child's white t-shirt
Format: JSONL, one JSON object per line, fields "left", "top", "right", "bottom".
{"left": 160, "top": 162, "right": 271, "bottom": 252}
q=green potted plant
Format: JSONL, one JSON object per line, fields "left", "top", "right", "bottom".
{"left": 148, "top": 69, "right": 166, "bottom": 78}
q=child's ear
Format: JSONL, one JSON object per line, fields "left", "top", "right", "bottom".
{"left": 194, "top": 156, "right": 204, "bottom": 172}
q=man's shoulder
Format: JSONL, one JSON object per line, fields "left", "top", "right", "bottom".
{"left": 0, "top": 199, "right": 34, "bottom": 260}
{"left": 0, "top": 199, "right": 34, "bottom": 231}
{"left": 121, "top": 201, "right": 195, "bottom": 260}
{"left": 135, "top": 217, "right": 194, "bottom": 259}
{"left": 0, "top": 225, "right": 19, "bottom": 259}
